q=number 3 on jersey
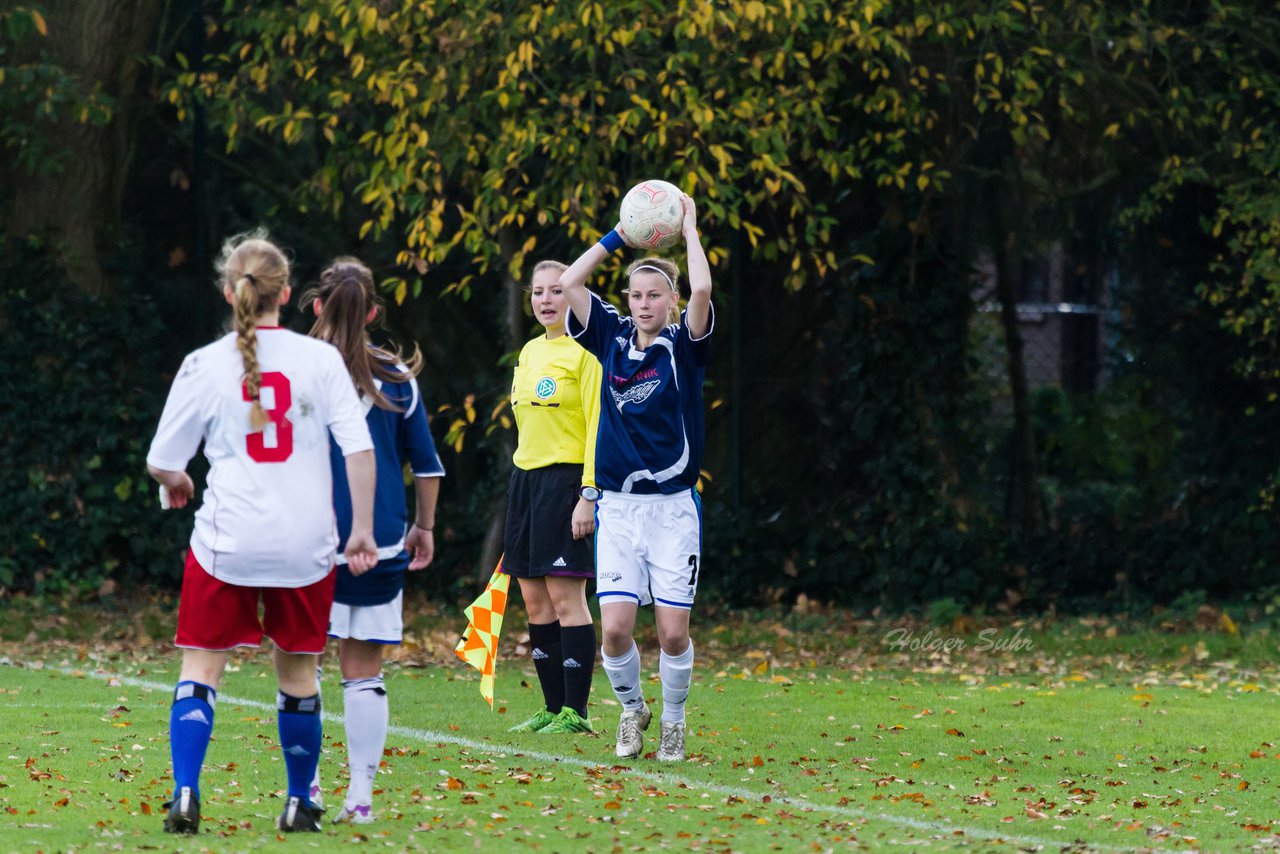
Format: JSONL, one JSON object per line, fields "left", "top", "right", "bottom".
{"left": 243, "top": 371, "right": 293, "bottom": 463}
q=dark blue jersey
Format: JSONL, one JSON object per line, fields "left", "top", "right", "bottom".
{"left": 567, "top": 292, "right": 713, "bottom": 495}
{"left": 330, "top": 370, "right": 445, "bottom": 606}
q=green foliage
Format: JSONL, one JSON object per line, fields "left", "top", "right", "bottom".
{"left": 1119, "top": 4, "right": 1280, "bottom": 385}
{"left": 85, "top": 0, "right": 1280, "bottom": 609}
{"left": 1006, "top": 360, "right": 1280, "bottom": 610}
{"left": 925, "top": 596, "right": 966, "bottom": 626}
{"left": 168, "top": 0, "right": 1169, "bottom": 296}
{"left": 703, "top": 230, "right": 1006, "bottom": 609}
{"left": 0, "top": 6, "right": 116, "bottom": 175}
{"left": 0, "top": 247, "right": 188, "bottom": 595}
{"left": 160, "top": 0, "right": 1243, "bottom": 610}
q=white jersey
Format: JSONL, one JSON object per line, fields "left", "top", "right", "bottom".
{"left": 147, "top": 328, "right": 373, "bottom": 587}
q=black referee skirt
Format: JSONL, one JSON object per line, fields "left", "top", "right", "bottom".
{"left": 501, "top": 463, "right": 595, "bottom": 579}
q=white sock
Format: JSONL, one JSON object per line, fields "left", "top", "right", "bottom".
{"left": 342, "top": 676, "right": 387, "bottom": 807}
{"left": 659, "top": 642, "right": 694, "bottom": 724}
{"left": 601, "top": 642, "right": 645, "bottom": 712}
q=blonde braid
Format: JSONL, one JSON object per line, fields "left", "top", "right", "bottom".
{"left": 233, "top": 276, "right": 268, "bottom": 431}
{"left": 303, "top": 256, "right": 422, "bottom": 412}
{"left": 216, "top": 230, "right": 290, "bottom": 433}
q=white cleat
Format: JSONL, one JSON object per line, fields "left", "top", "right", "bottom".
{"left": 615, "top": 705, "right": 652, "bottom": 759}
{"left": 332, "top": 803, "right": 374, "bottom": 825}
{"left": 656, "top": 720, "right": 686, "bottom": 762}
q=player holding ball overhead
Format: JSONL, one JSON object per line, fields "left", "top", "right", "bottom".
{"left": 558, "top": 189, "right": 713, "bottom": 762}
{"left": 146, "top": 231, "right": 378, "bottom": 834}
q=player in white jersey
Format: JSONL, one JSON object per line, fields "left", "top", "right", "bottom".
{"left": 559, "top": 195, "right": 713, "bottom": 763}
{"left": 304, "top": 257, "right": 445, "bottom": 825}
{"left": 146, "top": 231, "right": 378, "bottom": 835}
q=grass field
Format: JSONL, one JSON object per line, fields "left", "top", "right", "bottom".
{"left": 1, "top": 601, "right": 1279, "bottom": 851}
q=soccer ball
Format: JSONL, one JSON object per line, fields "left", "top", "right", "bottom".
{"left": 619, "top": 180, "right": 685, "bottom": 251}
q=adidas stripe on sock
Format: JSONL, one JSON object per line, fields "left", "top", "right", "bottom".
{"left": 277, "top": 691, "right": 322, "bottom": 802}
{"left": 529, "top": 621, "right": 564, "bottom": 714}
{"left": 560, "top": 623, "right": 597, "bottom": 718}
{"left": 602, "top": 641, "right": 645, "bottom": 712}
{"left": 170, "top": 681, "right": 216, "bottom": 799}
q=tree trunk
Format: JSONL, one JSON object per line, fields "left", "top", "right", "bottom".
{"left": 3, "top": 0, "right": 163, "bottom": 298}
{"left": 991, "top": 222, "right": 1044, "bottom": 537}
{"left": 903, "top": 196, "right": 968, "bottom": 515}
{"left": 475, "top": 226, "right": 524, "bottom": 581}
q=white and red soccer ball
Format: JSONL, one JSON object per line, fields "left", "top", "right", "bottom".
{"left": 619, "top": 179, "right": 685, "bottom": 251}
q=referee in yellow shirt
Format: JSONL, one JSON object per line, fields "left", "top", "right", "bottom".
{"left": 503, "top": 260, "right": 603, "bottom": 735}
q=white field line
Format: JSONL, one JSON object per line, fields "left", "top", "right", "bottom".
{"left": 18, "top": 663, "right": 1170, "bottom": 853}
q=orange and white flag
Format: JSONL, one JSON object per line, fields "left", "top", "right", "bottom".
{"left": 455, "top": 562, "right": 510, "bottom": 708}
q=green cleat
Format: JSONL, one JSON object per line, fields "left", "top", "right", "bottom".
{"left": 538, "top": 707, "right": 593, "bottom": 734}
{"left": 508, "top": 709, "right": 558, "bottom": 733}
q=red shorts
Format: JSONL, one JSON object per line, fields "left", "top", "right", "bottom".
{"left": 174, "top": 549, "right": 336, "bottom": 654}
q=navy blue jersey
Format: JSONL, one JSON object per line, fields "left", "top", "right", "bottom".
{"left": 567, "top": 292, "right": 713, "bottom": 495}
{"left": 330, "top": 370, "right": 445, "bottom": 605}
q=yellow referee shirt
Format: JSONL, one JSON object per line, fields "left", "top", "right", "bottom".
{"left": 511, "top": 333, "right": 602, "bottom": 487}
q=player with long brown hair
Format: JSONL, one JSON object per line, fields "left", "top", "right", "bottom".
{"left": 305, "top": 256, "right": 444, "bottom": 824}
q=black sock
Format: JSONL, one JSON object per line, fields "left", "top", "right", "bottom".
{"left": 560, "top": 623, "right": 597, "bottom": 718}
{"left": 528, "top": 621, "right": 564, "bottom": 713}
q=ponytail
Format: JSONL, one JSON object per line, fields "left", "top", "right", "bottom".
{"left": 303, "top": 257, "right": 423, "bottom": 412}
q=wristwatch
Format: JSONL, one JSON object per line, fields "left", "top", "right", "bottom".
{"left": 579, "top": 485, "right": 601, "bottom": 501}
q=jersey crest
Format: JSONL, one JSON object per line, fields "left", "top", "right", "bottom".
{"left": 568, "top": 291, "right": 712, "bottom": 495}
{"left": 610, "top": 379, "right": 660, "bottom": 409}
{"left": 535, "top": 376, "right": 557, "bottom": 399}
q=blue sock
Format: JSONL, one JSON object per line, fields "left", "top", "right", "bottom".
{"left": 277, "top": 692, "right": 322, "bottom": 802}
{"left": 169, "top": 681, "right": 216, "bottom": 799}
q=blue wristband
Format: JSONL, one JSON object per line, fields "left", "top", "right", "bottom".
{"left": 599, "top": 229, "right": 625, "bottom": 253}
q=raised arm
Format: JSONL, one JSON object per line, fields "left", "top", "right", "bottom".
{"left": 682, "top": 196, "right": 712, "bottom": 338}
{"left": 560, "top": 223, "right": 630, "bottom": 328}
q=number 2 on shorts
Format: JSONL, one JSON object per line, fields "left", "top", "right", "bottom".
{"left": 687, "top": 554, "right": 699, "bottom": 587}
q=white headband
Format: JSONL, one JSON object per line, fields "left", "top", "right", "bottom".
{"left": 630, "top": 264, "right": 677, "bottom": 293}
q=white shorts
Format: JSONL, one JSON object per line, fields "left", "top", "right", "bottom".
{"left": 327, "top": 591, "right": 404, "bottom": 644}
{"left": 595, "top": 490, "right": 701, "bottom": 610}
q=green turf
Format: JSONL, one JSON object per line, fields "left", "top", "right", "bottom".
{"left": 2, "top": 634, "right": 1279, "bottom": 851}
